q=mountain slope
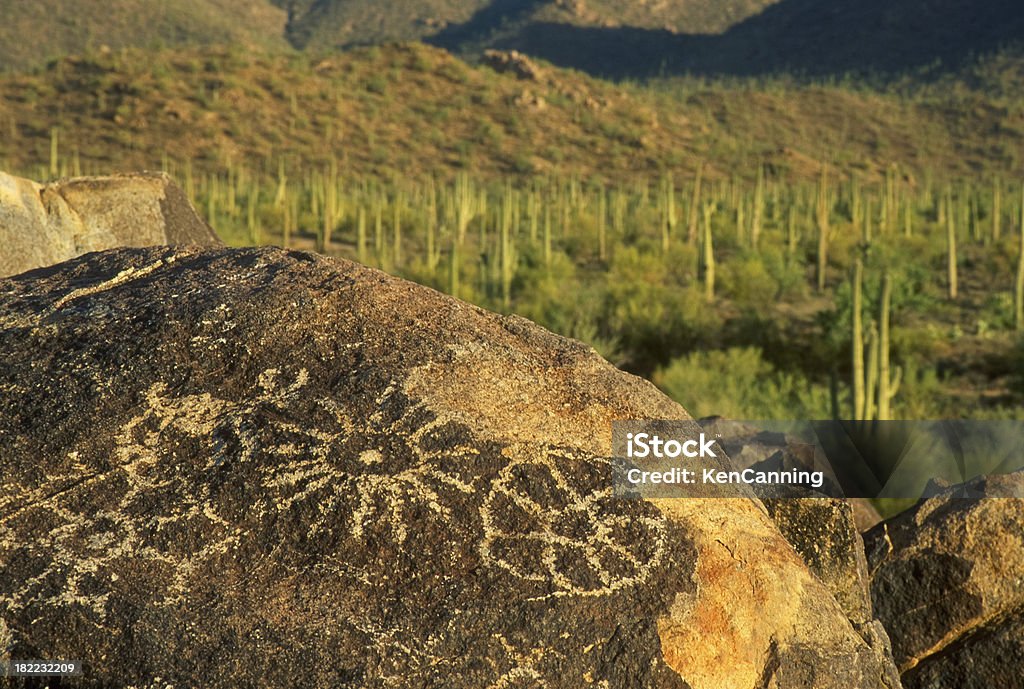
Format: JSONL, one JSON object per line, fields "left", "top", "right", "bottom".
{"left": 474, "top": 0, "right": 1024, "bottom": 78}
{"left": 278, "top": 0, "right": 780, "bottom": 50}
{"left": 3, "top": 0, "right": 1021, "bottom": 81}
{"left": 276, "top": 0, "right": 1024, "bottom": 79}
{"left": 0, "top": 0, "right": 289, "bottom": 72}
{"left": 1, "top": 43, "right": 1021, "bottom": 183}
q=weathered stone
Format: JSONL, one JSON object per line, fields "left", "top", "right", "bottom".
{"left": 865, "top": 472, "right": 1024, "bottom": 684}
{"left": 0, "top": 170, "right": 219, "bottom": 277}
{"left": 899, "top": 609, "right": 1024, "bottom": 689}
{"left": 0, "top": 247, "right": 897, "bottom": 688}
{"left": 483, "top": 49, "right": 545, "bottom": 81}
{"left": 698, "top": 417, "right": 882, "bottom": 530}
{"left": 763, "top": 497, "right": 873, "bottom": 625}
{"left": 691, "top": 418, "right": 900, "bottom": 685}
{"left": 698, "top": 418, "right": 882, "bottom": 618}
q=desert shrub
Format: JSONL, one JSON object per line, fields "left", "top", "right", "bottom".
{"left": 654, "top": 347, "right": 833, "bottom": 420}
{"left": 601, "top": 247, "right": 721, "bottom": 372}
{"left": 893, "top": 356, "right": 953, "bottom": 419}
{"left": 719, "top": 253, "right": 780, "bottom": 310}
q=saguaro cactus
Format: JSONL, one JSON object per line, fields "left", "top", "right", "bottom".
{"left": 816, "top": 168, "right": 830, "bottom": 293}
{"left": 877, "top": 272, "right": 901, "bottom": 420}
{"left": 702, "top": 201, "right": 716, "bottom": 302}
{"left": 786, "top": 204, "right": 798, "bottom": 265}
{"left": 1016, "top": 184, "right": 1024, "bottom": 330}
{"left": 751, "top": 164, "right": 764, "bottom": 249}
{"left": 661, "top": 173, "right": 677, "bottom": 253}
{"left": 992, "top": 178, "right": 1002, "bottom": 243}
{"left": 687, "top": 162, "right": 704, "bottom": 243}
{"left": 946, "top": 188, "right": 958, "bottom": 300}
{"left": 356, "top": 205, "right": 367, "bottom": 264}
{"left": 49, "top": 127, "right": 59, "bottom": 177}
{"left": 543, "top": 204, "right": 552, "bottom": 270}
{"left": 851, "top": 258, "right": 865, "bottom": 420}
{"left": 449, "top": 230, "right": 460, "bottom": 298}
{"left": 864, "top": 320, "right": 878, "bottom": 422}
{"left": 501, "top": 188, "right": 515, "bottom": 309}
{"left": 247, "top": 186, "right": 260, "bottom": 245}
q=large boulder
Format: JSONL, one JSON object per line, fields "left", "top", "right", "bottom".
{"left": 864, "top": 472, "right": 1024, "bottom": 688}
{"left": 0, "top": 170, "right": 219, "bottom": 277}
{"left": 0, "top": 247, "right": 897, "bottom": 688}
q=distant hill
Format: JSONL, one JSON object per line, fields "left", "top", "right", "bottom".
{"left": 0, "top": 0, "right": 289, "bottom": 72}
{"left": 272, "top": 0, "right": 489, "bottom": 48}
{"left": 3, "top": 0, "right": 1023, "bottom": 82}
{"left": 276, "top": 0, "right": 779, "bottom": 50}
{"left": 486, "top": 0, "right": 1024, "bottom": 79}
{"left": 274, "top": 0, "right": 1024, "bottom": 80}
{"left": 1, "top": 43, "right": 1020, "bottom": 184}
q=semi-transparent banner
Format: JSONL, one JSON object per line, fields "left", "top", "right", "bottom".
{"left": 610, "top": 419, "right": 1024, "bottom": 499}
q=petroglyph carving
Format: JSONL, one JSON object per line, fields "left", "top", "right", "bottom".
{"left": 481, "top": 448, "right": 668, "bottom": 600}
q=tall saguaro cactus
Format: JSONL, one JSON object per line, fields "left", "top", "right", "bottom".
{"left": 864, "top": 321, "right": 878, "bottom": 422}
{"left": 946, "top": 188, "right": 958, "bottom": 300}
{"left": 1016, "top": 183, "right": 1024, "bottom": 330}
{"left": 851, "top": 258, "right": 865, "bottom": 420}
{"left": 992, "top": 178, "right": 1002, "bottom": 243}
{"left": 815, "top": 168, "right": 830, "bottom": 293}
{"left": 751, "top": 164, "right": 764, "bottom": 249}
{"left": 877, "top": 272, "right": 901, "bottom": 420}
{"left": 687, "top": 162, "right": 704, "bottom": 243}
{"left": 702, "top": 201, "right": 716, "bottom": 303}
{"left": 356, "top": 205, "right": 367, "bottom": 264}
{"left": 786, "top": 204, "right": 798, "bottom": 265}
{"left": 661, "top": 173, "right": 677, "bottom": 254}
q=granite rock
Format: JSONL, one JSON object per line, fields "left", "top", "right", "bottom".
{"left": 0, "top": 170, "right": 219, "bottom": 277}
{"left": 0, "top": 247, "right": 898, "bottom": 688}
{"left": 865, "top": 472, "right": 1024, "bottom": 686}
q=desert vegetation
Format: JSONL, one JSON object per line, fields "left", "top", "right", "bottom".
{"left": 81, "top": 156, "right": 1024, "bottom": 421}
{"left": 4, "top": 42, "right": 1024, "bottom": 422}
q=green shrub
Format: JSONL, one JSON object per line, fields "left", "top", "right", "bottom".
{"left": 654, "top": 347, "right": 833, "bottom": 419}
{"left": 719, "top": 254, "right": 780, "bottom": 310}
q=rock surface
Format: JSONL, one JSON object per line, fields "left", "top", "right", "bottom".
{"left": 483, "top": 49, "right": 546, "bottom": 81}
{"left": 697, "top": 417, "right": 883, "bottom": 531}
{"left": 865, "top": 472, "right": 1024, "bottom": 687}
{"left": 0, "top": 171, "right": 219, "bottom": 277}
{"left": 0, "top": 247, "right": 897, "bottom": 688}
{"left": 763, "top": 497, "right": 874, "bottom": 625}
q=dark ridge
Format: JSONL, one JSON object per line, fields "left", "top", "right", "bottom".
{"left": 432, "top": 0, "right": 1024, "bottom": 80}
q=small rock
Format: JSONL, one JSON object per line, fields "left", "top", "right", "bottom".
{"left": 483, "top": 49, "right": 545, "bottom": 81}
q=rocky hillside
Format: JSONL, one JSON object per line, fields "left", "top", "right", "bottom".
{"left": 476, "top": 0, "right": 1024, "bottom": 78}
{"left": 0, "top": 0, "right": 288, "bottom": 73}
{"left": 276, "top": 0, "right": 779, "bottom": 51}
{"left": 3, "top": 43, "right": 1022, "bottom": 183}
{"left": 4, "top": 0, "right": 1021, "bottom": 80}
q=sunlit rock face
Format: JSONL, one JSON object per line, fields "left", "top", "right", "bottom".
{"left": 0, "top": 171, "right": 219, "bottom": 277}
